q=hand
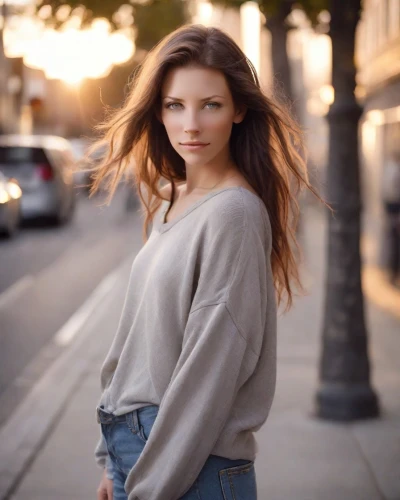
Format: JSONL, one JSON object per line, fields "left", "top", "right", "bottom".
{"left": 97, "top": 468, "right": 113, "bottom": 500}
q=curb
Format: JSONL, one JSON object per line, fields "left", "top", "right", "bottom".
{"left": 0, "top": 257, "right": 131, "bottom": 500}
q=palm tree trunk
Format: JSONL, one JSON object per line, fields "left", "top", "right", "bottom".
{"left": 315, "top": 0, "right": 379, "bottom": 420}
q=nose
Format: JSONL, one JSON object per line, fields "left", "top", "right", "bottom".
{"left": 184, "top": 127, "right": 199, "bottom": 135}
{"left": 184, "top": 110, "right": 200, "bottom": 135}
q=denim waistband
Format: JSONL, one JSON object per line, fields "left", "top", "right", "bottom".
{"left": 96, "top": 405, "right": 140, "bottom": 430}
{"left": 96, "top": 406, "right": 161, "bottom": 441}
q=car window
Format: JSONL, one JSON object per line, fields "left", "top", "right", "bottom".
{"left": 0, "top": 147, "right": 48, "bottom": 164}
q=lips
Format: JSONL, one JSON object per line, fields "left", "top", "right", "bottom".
{"left": 180, "top": 142, "right": 209, "bottom": 146}
{"left": 179, "top": 142, "right": 209, "bottom": 151}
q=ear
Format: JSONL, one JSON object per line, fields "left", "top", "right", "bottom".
{"left": 233, "top": 105, "right": 247, "bottom": 124}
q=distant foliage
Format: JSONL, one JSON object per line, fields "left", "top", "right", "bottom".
{"left": 209, "top": 0, "right": 329, "bottom": 25}
{"left": 36, "top": 0, "right": 188, "bottom": 51}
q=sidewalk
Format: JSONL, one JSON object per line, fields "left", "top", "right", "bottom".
{"left": 1, "top": 205, "right": 399, "bottom": 500}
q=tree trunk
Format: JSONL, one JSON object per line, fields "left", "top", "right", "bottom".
{"left": 0, "top": 1, "right": 8, "bottom": 134}
{"left": 315, "top": 0, "right": 379, "bottom": 420}
{"left": 265, "top": 3, "right": 294, "bottom": 105}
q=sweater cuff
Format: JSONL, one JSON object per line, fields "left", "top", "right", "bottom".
{"left": 106, "top": 455, "right": 114, "bottom": 480}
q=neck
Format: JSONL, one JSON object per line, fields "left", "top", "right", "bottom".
{"left": 185, "top": 169, "right": 238, "bottom": 194}
{"left": 184, "top": 159, "right": 240, "bottom": 195}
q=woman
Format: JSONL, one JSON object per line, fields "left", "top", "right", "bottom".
{"left": 92, "top": 24, "right": 322, "bottom": 500}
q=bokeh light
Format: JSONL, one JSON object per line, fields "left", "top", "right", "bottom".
{"left": 4, "top": 12, "right": 135, "bottom": 85}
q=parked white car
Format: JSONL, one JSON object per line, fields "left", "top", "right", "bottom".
{"left": 0, "top": 135, "right": 76, "bottom": 224}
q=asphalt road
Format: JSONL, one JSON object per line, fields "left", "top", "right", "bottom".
{"left": 0, "top": 186, "right": 143, "bottom": 426}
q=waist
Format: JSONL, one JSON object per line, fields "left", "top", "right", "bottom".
{"left": 96, "top": 404, "right": 159, "bottom": 424}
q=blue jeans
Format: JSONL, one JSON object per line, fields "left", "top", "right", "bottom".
{"left": 98, "top": 405, "right": 257, "bottom": 500}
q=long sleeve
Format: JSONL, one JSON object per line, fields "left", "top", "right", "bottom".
{"left": 124, "top": 206, "right": 273, "bottom": 500}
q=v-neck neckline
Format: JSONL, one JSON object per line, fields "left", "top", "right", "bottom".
{"left": 158, "top": 186, "right": 259, "bottom": 233}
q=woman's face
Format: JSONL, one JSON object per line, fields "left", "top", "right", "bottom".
{"left": 160, "top": 65, "right": 245, "bottom": 168}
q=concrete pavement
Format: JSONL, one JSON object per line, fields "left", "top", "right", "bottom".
{"left": 1, "top": 204, "right": 399, "bottom": 500}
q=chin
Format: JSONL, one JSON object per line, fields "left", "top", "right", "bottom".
{"left": 182, "top": 154, "right": 213, "bottom": 168}
{"left": 185, "top": 158, "right": 212, "bottom": 168}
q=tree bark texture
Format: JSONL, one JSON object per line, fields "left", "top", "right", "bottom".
{"left": 316, "top": 0, "right": 379, "bottom": 420}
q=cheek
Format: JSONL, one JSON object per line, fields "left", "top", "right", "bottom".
{"left": 203, "top": 112, "right": 233, "bottom": 135}
{"left": 161, "top": 113, "right": 180, "bottom": 138}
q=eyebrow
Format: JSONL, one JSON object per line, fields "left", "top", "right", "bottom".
{"left": 162, "top": 95, "right": 226, "bottom": 101}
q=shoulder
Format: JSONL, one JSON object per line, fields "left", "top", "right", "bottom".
{"left": 208, "top": 187, "right": 270, "bottom": 229}
{"left": 203, "top": 188, "right": 272, "bottom": 249}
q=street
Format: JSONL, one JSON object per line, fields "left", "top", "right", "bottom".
{"left": 0, "top": 186, "right": 142, "bottom": 426}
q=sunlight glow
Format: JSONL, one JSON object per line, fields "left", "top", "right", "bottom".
{"left": 4, "top": 15, "right": 135, "bottom": 84}
{"left": 194, "top": 1, "right": 213, "bottom": 25}
{"left": 366, "top": 110, "right": 385, "bottom": 126}
{"left": 240, "top": 1, "right": 260, "bottom": 75}
{"left": 319, "top": 84, "right": 334, "bottom": 105}
{"left": 4, "top": 15, "right": 45, "bottom": 58}
{"left": 303, "top": 33, "right": 331, "bottom": 89}
{"left": 362, "top": 120, "right": 377, "bottom": 159}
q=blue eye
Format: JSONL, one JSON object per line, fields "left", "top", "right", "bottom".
{"left": 204, "top": 102, "right": 221, "bottom": 110}
{"left": 164, "top": 102, "right": 221, "bottom": 110}
{"left": 165, "top": 102, "right": 182, "bottom": 110}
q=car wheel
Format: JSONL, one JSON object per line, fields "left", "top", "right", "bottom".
{"left": 3, "top": 207, "right": 21, "bottom": 238}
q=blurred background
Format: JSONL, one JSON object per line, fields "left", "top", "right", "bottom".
{"left": 0, "top": 1, "right": 399, "bottom": 499}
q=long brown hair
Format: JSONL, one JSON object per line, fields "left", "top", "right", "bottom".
{"left": 88, "top": 24, "right": 326, "bottom": 311}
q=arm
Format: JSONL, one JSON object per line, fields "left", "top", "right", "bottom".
{"left": 125, "top": 304, "right": 258, "bottom": 500}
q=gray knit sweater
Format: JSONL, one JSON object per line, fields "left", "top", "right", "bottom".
{"left": 95, "top": 186, "right": 277, "bottom": 500}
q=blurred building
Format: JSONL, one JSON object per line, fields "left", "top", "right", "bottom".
{"left": 282, "top": 0, "right": 400, "bottom": 282}
{"left": 287, "top": 19, "right": 332, "bottom": 196}
{"left": 357, "top": 0, "right": 400, "bottom": 273}
{"left": 192, "top": 0, "right": 273, "bottom": 91}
